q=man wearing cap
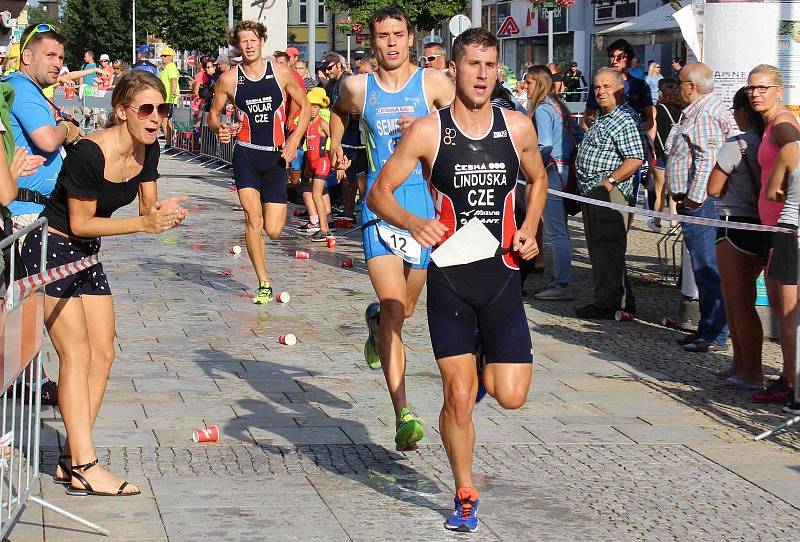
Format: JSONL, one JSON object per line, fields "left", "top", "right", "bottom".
{"left": 212, "top": 55, "right": 231, "bottom": 84}
{"left": 159, "top": 46, "right": 180, "bottom": 150}
{"left": 132, "top": 45, "right": 158, "bottom": 76}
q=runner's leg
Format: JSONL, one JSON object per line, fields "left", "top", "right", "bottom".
{"left": 238, "top": 187, "right": 268, "bottom": 284}
{"left": 438, "top": 355, "right": 478, "bottom": 489}
{"left": 311, "top": 177, "right": 330, "bottom": 235}
{"left": 263, "top": 202, "right": 287, "bottom": 240}
{"left": 482, "top": 363, "right": 532, "bottom": 410}
{"left": 367, "top": 254, "right": 415, "bottom": 417}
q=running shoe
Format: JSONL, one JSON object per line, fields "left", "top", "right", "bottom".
{"left": 303, "top": 222, "right": 320, "bottom": 234}
{"left": 309, "top": 230, "right": 329, "bottom": 242}
{"left": 251, "top": 282, "right": 274, "bottom": 305}
{"left": 364, "top": 302, "right": 381, "bottom": 369}
{"left": 444, "top": 487, "right": 480, "bottom": 533}
{"left": 395, "top": 406, "right": 424, "bottom": 451}
{"left": 751, "top": 378, "right": 794, "bottom": 404}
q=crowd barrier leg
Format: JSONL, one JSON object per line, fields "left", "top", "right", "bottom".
{"left": 0, "top": 218, "right": 108, "bottom": 537}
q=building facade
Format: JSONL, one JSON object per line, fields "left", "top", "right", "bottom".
{"left": 482, "top": 0, "right": 685, "bottom": 78}
{"left": 287, "top": 0, "right": 329, "bottom": 61}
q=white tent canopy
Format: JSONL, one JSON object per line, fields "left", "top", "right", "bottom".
{"left": 598, "top": 1, "right": 686, "bottom": 36}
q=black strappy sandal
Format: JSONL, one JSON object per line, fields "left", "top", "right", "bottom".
{"left": 54, "top": 454, "right": 71, "bottom": 485}
{"left": 66, "top": 459, "right": 141, "bottom": 497}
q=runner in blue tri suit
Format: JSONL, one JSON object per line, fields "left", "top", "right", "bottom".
{"left": 367, "top": 28, "right": 547, "bottom": 533}
{"left": 329, "top": 7, "right": 454, "bottom": 451}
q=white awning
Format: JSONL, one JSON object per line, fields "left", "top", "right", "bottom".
{"left": 598, "top": 1, "right": 686, "bottom": 35}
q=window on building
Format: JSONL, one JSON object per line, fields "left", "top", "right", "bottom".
{"left": 299, "top": 0, "right": 327, "bottom": 24}
{"left": 594, "top": 0, "right": 637, "bottom": 25}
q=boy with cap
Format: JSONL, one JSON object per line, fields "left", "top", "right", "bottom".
{"left": 160, "top": 46, "right": 180, "bottom": 150}
{"left": 303, "top": 88, "right": 337, "bottom": 242}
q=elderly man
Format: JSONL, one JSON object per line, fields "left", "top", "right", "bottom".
{"left": 575, "top": 68, "right": 645, "bottom": 320}
{"left": 422, "top": 41, "right": 446, "bottom": 72}
{"left": 666, "top": 63, "right": 731, "bottom": 352}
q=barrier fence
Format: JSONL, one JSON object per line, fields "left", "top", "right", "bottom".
{"left": 0, "top": 218, "right": 107, "bottom": 538}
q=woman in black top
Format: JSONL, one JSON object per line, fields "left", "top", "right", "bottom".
{"left": 21, "top": 71, "right": 187, "bottom": 497}
{"left": 650, "top": 78, "right": 683, "bottom": 230}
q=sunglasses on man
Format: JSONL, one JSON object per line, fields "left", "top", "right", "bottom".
{"left": 424, "top": 54, "right": 444, "bottom": 63}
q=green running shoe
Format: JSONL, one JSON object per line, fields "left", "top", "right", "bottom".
{"left": 395, "top": 407, "right": 424, "bottom": 451}
{"left": 364, "top": 302, "right": 381, "bottom": 369}
{"left": 252, "top": 282, "right": 274, "bottom": 305}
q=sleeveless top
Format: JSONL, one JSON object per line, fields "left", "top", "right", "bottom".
{"left": 233, "top": 61, "right": 286, "bottom": 151}
{"left": 429, "top": 106, "right": 522, "bottom": 270}
{"left": 362, "top": 68, "right": 430, "bottom": 188}
{"left": 777, "top": 141, "right": 800, "bottom": 227}
{"left": 304, "top": 116, "right": 327, "bottom": 163}
{"left": 758, "top": 110, "right": 792, "bottom": 226}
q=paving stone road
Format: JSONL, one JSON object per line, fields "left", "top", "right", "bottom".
{"left": 6, "top": 153, "right": 799, "bottom": 541}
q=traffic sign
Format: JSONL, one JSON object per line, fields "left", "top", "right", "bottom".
{"left": 448, "top": 14, "right": 471, "bottom": 37}
{"left": 187, "top": 55, "right": 196, "bottom": 67}
{"left": 497, "top": 16, "right": 520, "bottom": 37}
{"left": 352, "top": 22, "right": 364, "bottom": 33}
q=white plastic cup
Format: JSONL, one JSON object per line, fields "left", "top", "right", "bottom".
{"left": 277, "top": 292, "right": 290, "bottom": 303}
{"left": 279, "top": 334, "right": 297, "bottom": 345}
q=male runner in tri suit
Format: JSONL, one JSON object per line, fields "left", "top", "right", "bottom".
{"left": 368, "top": 28, "right": 547, "bottom": 532}
{"left": 329, "top": 7, "right": 455, "bottom": 451}
{"left": 209, "top": 20, "right": 310, "bottom": 304}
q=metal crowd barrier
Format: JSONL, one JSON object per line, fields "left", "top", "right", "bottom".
{"left": 0, "top": 218, "right": 107, "bottom": 538}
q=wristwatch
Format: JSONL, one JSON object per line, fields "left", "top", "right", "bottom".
{"left": 606, "top": 175, "right": 618, "bottom": 186}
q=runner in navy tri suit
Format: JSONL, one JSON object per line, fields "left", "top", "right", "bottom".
{"left": 329, "top": 7, "right": 454, "bottom": 452}
{"left": 209, "top": 20, "right": 310, "bottom": 304}
{"left": 367, "top": 29, "right": 547, "bottom": 533}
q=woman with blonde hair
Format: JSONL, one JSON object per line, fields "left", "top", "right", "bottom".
{"left": 21, "top": 70, "right": 187, "bottom": 496}
{"left": 747, "top": 63, "right": 800, "bottom": 406}
{"left": 526, "top": 65, "right": 578, "bottom": 300}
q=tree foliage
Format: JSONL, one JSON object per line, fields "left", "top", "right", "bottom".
{"left": 326, "top": 0, "right": 468, "bottom": 32}
{"left": 60, "top": 0, "right": 242, "bottom": 67}
{"left": 26, "top": 5, "right": 60, "bottom": 28}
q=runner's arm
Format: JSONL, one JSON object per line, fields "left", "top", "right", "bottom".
{"left": 207, "top": 73, "right": 232, "bottom": 140}
{"left": 368, "top": 115, "right": 447, "bottom": 248}
{"left": 329, "top": 75, "right": 363, "bottom": 168}
{"left": 424, "top": 68, "right": 455, "bottom": 109}
{"left": 510, "top": 111, "right": 547, "bottom": 260}
{"left": 278, "top": 64, "right": 311, "bottom": 162}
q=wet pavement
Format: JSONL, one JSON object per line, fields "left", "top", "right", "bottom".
{"left": 6, "top": 152, "right": 799, "bottom": 541}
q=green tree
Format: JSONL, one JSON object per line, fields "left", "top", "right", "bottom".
{"left": 136, "top": 0, "right": 241, "bottom": 54}
{"left": 326, "top": 0, "right": 467, "bottom": 32}
{"left": 26, "top": 5, "right": 60, "bottom": 28}
{"left": 61, "top": 0, "right": 132, "bottom": 67}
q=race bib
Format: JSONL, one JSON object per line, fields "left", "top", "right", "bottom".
{"left": 376, "top": 222, "right": 422, "bottom": 265}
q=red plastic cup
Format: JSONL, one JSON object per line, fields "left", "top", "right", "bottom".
{"left": 295, "top": 250, "right": 310, "bottom": 260}
{"left": 65, "top": 86, "right": 75, "bottom": 100}
{"left": 340, "top": 258, "right": 353, "bottom": 268}
{"left": 192, "top": 425, "right": 219, "bottom": 443}
{"left": 662, "top": 315, "right": 678, "bottom": 328}
{"left": 614, "top": 310, "right": 634, "bottom": 322}
{"left": 276, "top": 291, "right": 290, "bottom": 303}
{"left": 326, "top": 236, "right": 336, "bottom": 249}
{"left": 278, "top": 334, "right": 297, "bottom": 345}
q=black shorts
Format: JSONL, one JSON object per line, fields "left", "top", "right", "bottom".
{"left": 343, "top": 148, "right": 367, "bottom": 183}
{"left": 766, "top": 222, "right": 798, "bottom": 285}
{"left": 715, "top": 215, "right": 766, "bottom": 259}
{"left": 232, "top": 145, "right": 288, "bottom": 204}
{"left": 20, "top": 228, "right": 110, "bottom": 298}
{"left": 427, "top": 257, "right": 533, "bottom": 363}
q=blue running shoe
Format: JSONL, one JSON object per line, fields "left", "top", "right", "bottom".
{"left": 444, "top": 488, "right": 479, "bottom": 533}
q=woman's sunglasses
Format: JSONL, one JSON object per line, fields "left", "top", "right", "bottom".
{"left": 128, "top": 103, "right": 171, "bottom": 120}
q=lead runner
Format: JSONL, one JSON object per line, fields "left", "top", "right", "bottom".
{"left": 368, "top": 28, "right": 547, "bottom": 532}
{"left": 329, "top": 7, "right": 454, "bottom": 451}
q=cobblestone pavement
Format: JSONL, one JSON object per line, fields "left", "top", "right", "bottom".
{"left": 7, "top": 154, "right": 799, "bottom": 541}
